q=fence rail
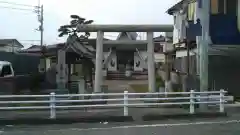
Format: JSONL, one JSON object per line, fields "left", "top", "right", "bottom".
{"left": 0, "top": 89, "right": 230, "bottom": 119}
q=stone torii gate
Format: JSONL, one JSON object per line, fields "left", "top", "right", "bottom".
{"left": 77, "top": 24, "right": 173, "bottom": 93}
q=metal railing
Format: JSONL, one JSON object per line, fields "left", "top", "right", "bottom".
{"left": 0, "top": 89, "right": 229, "bottom": 119}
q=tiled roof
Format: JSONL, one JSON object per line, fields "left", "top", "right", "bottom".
{"left": 0, "top": 39, "right": 24, "bottom": 48}
{"left": 117, "top": 32, "right": 138, "bottom": 40}
{"left": 20, "top": 36, "right": 170, "bottom": 54}
{"left": 166, "top": 0, "right": 196, "bottom": 15}
{"left": 153, "top": 35, "right": 166, "bottom": 42}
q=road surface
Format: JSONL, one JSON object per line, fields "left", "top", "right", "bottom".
{"left": 1, "top": 114, "right": 240, "bottom": 135}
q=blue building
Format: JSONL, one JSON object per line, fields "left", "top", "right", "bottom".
{"left": 167, "top": 0, "right": 240, "bottom": 97}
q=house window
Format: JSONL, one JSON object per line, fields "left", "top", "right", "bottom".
{"left": 211, "top": 0, "right": 218, "bottom": 14}
{"left": 226, "top": 0, "right": 237, "bottom": 15}
{"left": 210, "top": 0, "right": 237, "bottom": 14}
{"left": 51, "top": 57, "right": 57, "bottom": 65}
{"left": 0, "top": 65, "right": 12, "bottom": 77}
{"left": 187, "top": 2, "right": 196, "bottom": 21}
{"left": 218, "top": 0, "right": 225, "bottom": 14}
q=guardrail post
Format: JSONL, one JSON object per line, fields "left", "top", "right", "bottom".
{"left": 50, "top": 92, "right": 56, "bottom": 119}
{"left": 190, "top": 90, "right": 195, "bottom": 114}
{"left": 124, "top": 91, "right": 128, "bottom": 116}
{"left": 219, "top": 89, "right": 225, "bottom": 113}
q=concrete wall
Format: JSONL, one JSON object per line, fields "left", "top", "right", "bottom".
{"left": 174, "top": 56, "right": 197, "bottom": 75}
{"left": 0, "top": 46, "right": 9, "bottom": 52}
{"left": 208, "top": 56, "right": 240, "bottom": 97}
{"left": 173, "top": 55, "right": 240, "bottom": 97}
{"left": 0, "top": 46, "right": 21, "bottom": 52}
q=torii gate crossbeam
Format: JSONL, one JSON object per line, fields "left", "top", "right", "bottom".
{"left": 77, "top": 24, "right": 173, "bottom": 32}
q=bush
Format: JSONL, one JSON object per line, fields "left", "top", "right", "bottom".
{"left": 29, "top": 73, "right": 44, "bottom": 94}
{"left": 156, "top": 74, "right": 164, "bottom": 88}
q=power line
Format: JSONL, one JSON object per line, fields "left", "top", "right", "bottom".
{"left": 19, "top": 40, "right": 41, "bottom": 42}
{"left": 0, "top": 5, "right": 34, "bottom": 11}
{"left": 0, "top": 1, "right": 36, "bottom": 7}
{"left": 0, "top": 1, "right": 44, "bottom": 53}
{"left": 20, "top": 40, "right": 40, "bottom": 41}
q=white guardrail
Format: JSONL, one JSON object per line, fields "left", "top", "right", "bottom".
{"left": 0, "top": 89, "right": 230, "bottom": 119}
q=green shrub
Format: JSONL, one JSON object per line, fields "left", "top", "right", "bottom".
{"left": 29, "top": 73, "right": 44, "bottom": 94}
{"left": 156, "top": 73, "right": 164, "bottom": 88}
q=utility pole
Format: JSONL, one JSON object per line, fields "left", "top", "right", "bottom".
{"left": 40, "top": 5, "right": 43, "bottom": 48}
{"left": 198, "top": 0, "right": 209, "bottom": 110}
{"left": 40, "top": 5, "right": 46, "bottom": 71}
{"left": 37, "top": 0, "right": 44, "bottom": 48}
{"left": 35, "top": 1, "right": 43, "bottom": 46}
{"left": 199, "top": 0, "right": 209, "bottom": 90}
{"left": 186, "top": 40, "right": 190, "bottom": 76}
{"left": 35, "top": 3, "right": 45, "bottom": 72}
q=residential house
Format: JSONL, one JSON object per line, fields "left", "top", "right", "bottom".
{"left": 167, "top": 0, "right": 240, "bottom": 97}
{"left": 0, "top": 39, "right": 24, "bottom": 52}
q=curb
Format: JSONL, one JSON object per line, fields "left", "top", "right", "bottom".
{"left": 0, "top": 112, "right": 227, "bottom": 125}
{"left": 0, "top": 116, "right": 134, "bottom": 125}
{"left": 142, "top": 112, "right": 227, "bottom": 121}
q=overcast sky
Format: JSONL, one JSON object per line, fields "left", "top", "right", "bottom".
{"left": 0, "top": 0, "right": 179, "bottom": 48}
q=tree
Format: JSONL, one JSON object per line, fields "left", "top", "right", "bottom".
{"left": 58, "top": 15, "right": 93, "bottom": 38}
{"left": 58, "top": 15, "right": 95, "bottom": 90}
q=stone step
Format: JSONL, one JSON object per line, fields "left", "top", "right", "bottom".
{"left": 107, "top": 71, "right": 148, "bottom": 75}
{"left": 106, "top": 75, "right": 147, "bottom": 80}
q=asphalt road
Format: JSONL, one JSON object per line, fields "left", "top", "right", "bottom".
{"left": 1, "top": 115, "right": 240, "bottom": 135}
{"left": 0, "top": 107, "right": 239, "bottom": 135}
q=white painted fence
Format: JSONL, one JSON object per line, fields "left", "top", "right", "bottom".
{"left": 0, "top": 90, "right": 229, "bottom": 119}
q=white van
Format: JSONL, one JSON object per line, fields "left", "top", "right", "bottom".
{"left": 0, "top": 61, "right": 14, "bottom": 77}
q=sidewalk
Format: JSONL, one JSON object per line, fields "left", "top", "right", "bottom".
{"left": 0, "top": 108, "right": 187, "bottom": 119}
{"left": 0, "top": 107, "right": 226, "bottom": 125}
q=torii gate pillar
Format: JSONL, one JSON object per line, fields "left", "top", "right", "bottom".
{"left": 94, "top": 31, "right": 104, "bottom": 93}
{"left": 147, "top": 32, "right": 156, "bottom": 92}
